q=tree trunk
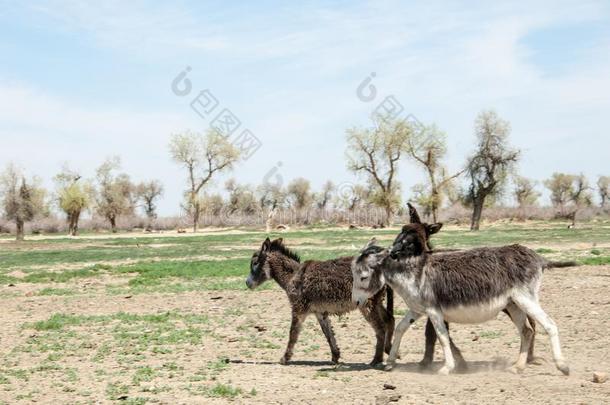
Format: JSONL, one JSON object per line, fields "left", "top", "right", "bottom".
{"left": 109, "top": 216, "right": 117, "bottom": 233}
{"left": 470, "top": 195, "right": 485, "bottom": 231}
{"left": 192, "top": 202, "right": 200, "bottom": 233}
{"left": 68, "top": 211, "right": 80, "bottom": 236}
{"left": 384, "top": 205, "right": 392, "bottom": 227}
{"left": 16, "top": 218, "right": 25, "bottom": 241}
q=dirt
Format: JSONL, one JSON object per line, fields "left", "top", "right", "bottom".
{"left": 0, "top": 266, "right": 609, "bottom": 404}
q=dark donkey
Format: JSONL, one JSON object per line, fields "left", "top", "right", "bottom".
{"left": 246, "top": 237, "right": 394, "bottom": 365}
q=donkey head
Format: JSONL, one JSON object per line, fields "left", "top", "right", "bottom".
{"left": 390, "top": 203, "right": 442, "bottom": 259}
{"left": 246, "top": 237, "right": 280, "bottom": 289}
{"left": 351, "top": 238, "right": 390, "bottom": 307}
{"left": 246, "top": 237, "right": 300, "bottom": 289}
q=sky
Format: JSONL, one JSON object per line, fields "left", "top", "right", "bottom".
{"left": 1, "top": 0, "right": 609, "bottom": 215}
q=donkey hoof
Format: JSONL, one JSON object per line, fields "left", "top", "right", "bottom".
{"left": 557, "top": 363, "right": 570, "bottom": 376}
{"left": 508, "top": 365, "right": 525, "bottom": 374}
{"left": 332, "top": 355, "right": 341, "bottom": 364}
{"left": 527, "top": 356, "right": 545, "bottom": 365}
{"left": 437, "top": 366, "right": 452, "bottom": 375}
{"left": 418, "top": 360, "right": 432, "bottom": 370}
{"left": 370, "top": 359, "right": 383, "bottom": 366}
{"left": 384, "top": 362, "right": 395, "bottom": 372}
{"left": 279, "top": 356, "right": 290, "bottom": 365}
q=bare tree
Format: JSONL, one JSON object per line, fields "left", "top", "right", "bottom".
{"left": 225, "top": 178, "right": 258, "bottom": 214}
{"left": 406, "top": 124, "right": 464, "bottom": 222}
{"left": 286, "top": 178, "right": 313, "bottom": 210}
{"left": 465, "top": 110, "right": 519, "bottom": 230}
{"left": 544, "top": 173, "right": 592, "bottom": 226}
{"left": 513, "top": 176, "right": 540, "bottom": 208}
{"left": 95, "top": 157, "right": 135, "bottom": 233}
{"left": 169, "top": 130, "right": 240, "bottom": 232}
{"left": 0, "top": 164, "right": 47, "bottom": 240}
{"left": 256, "top": 181, "right": 286, "bottom": 210}
{"left": 315, "top": 181, "right": 335, "bottom": 209}
{"left": 136, "top": 180, "right": 164, "bottom": 230}
{"left": 597, "top": 175, "right": 609, "bottom": 208}
{"left": 54, "top": 165, "right": 91, "bottom": 236}
{"left": 346, "top": 115, "right": 411, "bottom": 226}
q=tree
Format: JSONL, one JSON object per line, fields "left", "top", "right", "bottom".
{"left": 544, "top": 173, "right": 574, "bottom": 214}
{"left": 170, "top": 130, "right": 240, "bottom": 232}
{"left": 315, "top": 181, "right": 335, "bottom": 209}
{"left": 136, "top": 180, "right": 164, "bottom": 230}
{"left": 0, "top": 164, "right": 46, "bottom": 240}
{"left": 406, "top": 124, "right": 463, "bottom": 222}
{"left": 465, "top": 110, "right": 519, "bottom": 230}
{"left": 256, "top": 182, "right": 286, "bottom": 210}
{"left": 225, "top": 179, "right": 258, "bottom": 214}
{"left": 544, "top": 173, "right": 592, "bottom": 226}
{"left": 95, "top": 157, "right": 135, "bottom": 233}
{"left": 597, "top": 176, "right": 609, "bottom": 208}
{"left": 54, "top": 165, "right": 91, "bottom": 236}
{"left": 513, "top": 176, "right": 540, "bottom": 207}
{"left": 286, "top": 178, "right": 313, "bottom": 210}
{"left": 346, "top": 115, "right": 411, "bottom": 226}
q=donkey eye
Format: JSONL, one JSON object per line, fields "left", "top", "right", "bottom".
{"left": 360, "top": 276, "right": 368, "bottom": 282}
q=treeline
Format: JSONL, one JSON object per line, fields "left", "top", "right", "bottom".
{"left": 1, "top": 110, "right": 609, "bottom": 240}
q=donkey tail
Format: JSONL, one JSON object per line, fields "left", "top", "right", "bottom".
{"left": 545, "top": 260, "right": 579, "bottom": 269}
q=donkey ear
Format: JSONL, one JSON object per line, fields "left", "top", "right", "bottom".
{"left": 427, "top": 223, "right": 443, "bottom": 235}
{"left": 407, "top": 202, "right": 422, "bottom": 224}
{"left": 361, "top": 237, "right": 377, "bottom": 252}
{"left": 262, "top": 237, "right": 271, "bottom": 252}
{"left": 276, "top": 238, "right": 284, "bottom": 245}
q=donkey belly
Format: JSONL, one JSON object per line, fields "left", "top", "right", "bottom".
{"left": 442, "top": 296, "right": 508, "bottom": 324}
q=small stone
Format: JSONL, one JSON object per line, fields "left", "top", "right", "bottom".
{"left": 472, "top": 335, "right": 479, "bottom": 341}
{"left": 383, "top": 383, "right": 396, "bottom": 390}
{"left": 593, "top": 372, "right": 607, "bottom": 383}
{"left": 124, "top": 295, "right": 132, "bottom": 299}
{"left": 389, "top": 394, "right": 401, "bottom": 402}
{"left": 500, "top": 388, "right": 505, "bottom": 393}
{"left": 254, "top": 325, "right": 267, "bottom": 332}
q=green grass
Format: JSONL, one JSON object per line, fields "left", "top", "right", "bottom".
{"left": 580, "top": 256, "right": 610, "bottom": 265}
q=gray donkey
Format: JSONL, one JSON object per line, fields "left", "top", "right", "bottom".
{"left": 352, "top": 224, "right": 570, "bottom": 376}
{"left": 246, "top": 237, "right": 394, "bottom": 365}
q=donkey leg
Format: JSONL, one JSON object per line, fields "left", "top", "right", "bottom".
{"left": 447, "top": 322, "right": 468, "bottom": 372}
{"left": 505, "top": 303, "right": 533, "bottom": 373}
{"left": 385, "top": 310, "right": 423, "bottom": 371}
{"left": 512, "top": 294, "right": 569, "bottom": 375}
{"left": 419, "top": 318, "right": 437, "bottom": 369}
{"left": 316, "top": 312, "right": 340, "bottom": 364}
{"left": 525, "top": 316, "right": 543, "bottom": 364}
{"left": 280, "top": 312, "right": 306, "bottom": 365}
{"left": 426, "top": 308, "right": 455, "bottom": 375}
{"left": 360, "top": 306, "right": 386, "bottom": 366}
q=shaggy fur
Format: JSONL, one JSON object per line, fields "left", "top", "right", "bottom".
{"left": 390, "top": 220, "right": 543, "bottom": 364}
{"left": 246, "top": 238, "right": 394, "bottom": 365}
{"left": 352, "top": 228, "right": 570, "bottom": 376}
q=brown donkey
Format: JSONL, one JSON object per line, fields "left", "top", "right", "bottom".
{"left": 246, "top": 237, "right": 394, "bottom": 365}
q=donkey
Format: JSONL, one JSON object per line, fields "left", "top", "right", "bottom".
{"left": 351, "top": 228, "right": 570, "bottom": 375}
{"left": 400, "top": 203, "right": 467, "bottom": 370}
{"left": 246, "top": 237, "right": 394, "bottom": 365}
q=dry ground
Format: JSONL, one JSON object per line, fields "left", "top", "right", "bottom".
{"left": 0, "top": 265, "right": 609, "bottom": 404}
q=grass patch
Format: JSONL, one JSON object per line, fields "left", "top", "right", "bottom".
{"left": 204, "top": 383, "right": 243, "bottom": 398}
{"left": 580, "top": 256, "right": 610, "bottom": 266}
{"left": 37, "top": 287, "right": 75, "bottom": 296}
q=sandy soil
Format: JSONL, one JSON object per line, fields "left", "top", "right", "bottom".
{"left": 0, "top": 266, "right": 609, "bottom": 404}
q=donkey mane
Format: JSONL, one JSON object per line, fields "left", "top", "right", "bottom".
{"left": 269, "top": 239, "right": 301, "bottom": 263}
